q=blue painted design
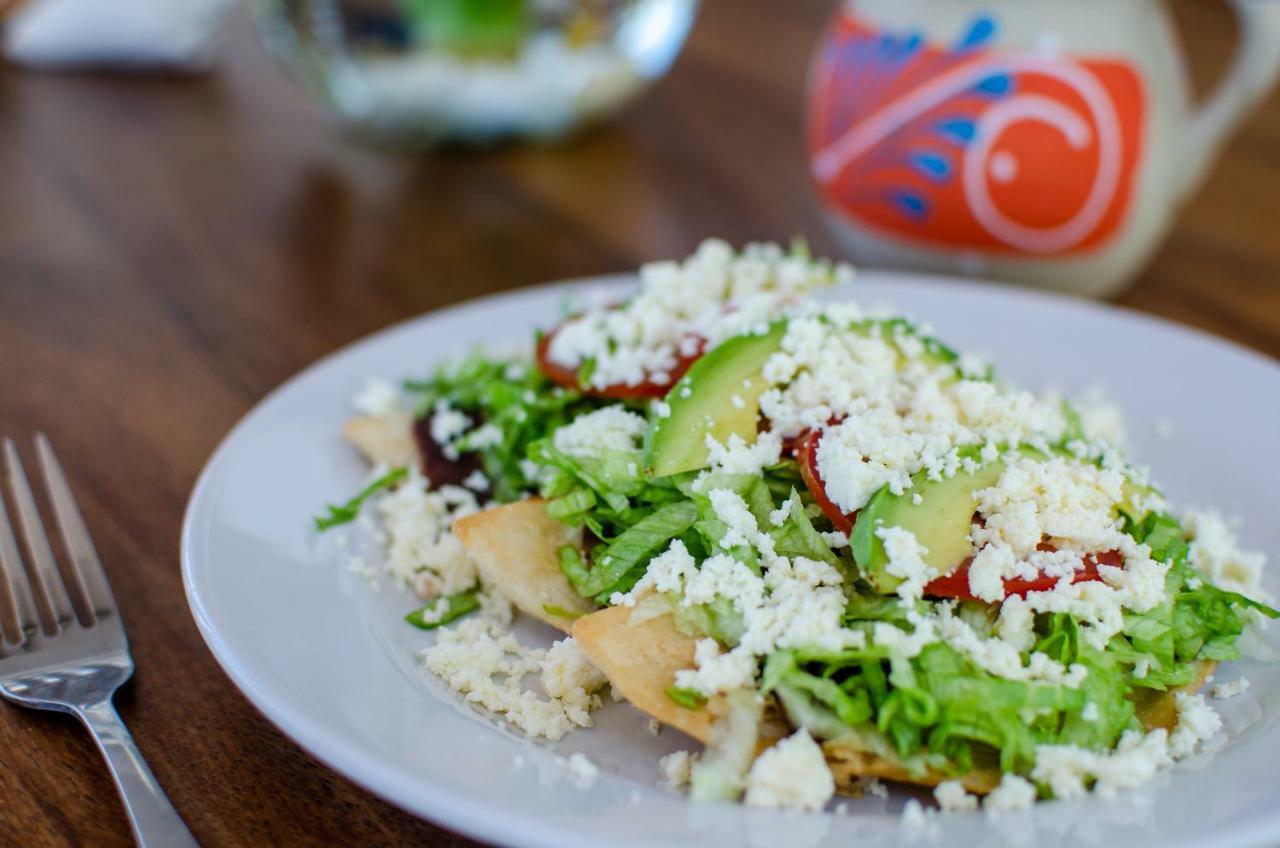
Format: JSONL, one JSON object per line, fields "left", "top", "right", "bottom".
{"left": 936, "top": 118, "right": 976, "bottom": 145}
{"left": 901, "top": 32, "right": 923, "bottom": 59}
{"left": 889, "top": 191, "right": 929, "bottom": 219}
{"left": 818, "top": 12, "right": 1008, "bottom": 223}
{"left": 975, "top": 73, "right": 1012, "bottom": 96}
{"left": 955, "top": 15, "right": 996, "bottom": 50}
{"left": 909, "top": 151, "right": 951, "bottom": 182}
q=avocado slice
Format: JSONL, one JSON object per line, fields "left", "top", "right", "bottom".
{"left": 851, "top": 453, "right": 1006, "bottom": 594}
{"left": 646, "top": 321, "right": 787, "bottom": 478}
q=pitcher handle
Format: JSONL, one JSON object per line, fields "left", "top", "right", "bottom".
{"left": 1180, "top": 0, "right": 1280, "bottom": 195}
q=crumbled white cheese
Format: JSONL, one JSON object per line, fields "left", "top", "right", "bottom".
{"left": 552, "top": 405, "right": 647, "bottom": 457}
{"left": 540, "top": 637, "right": 608, "bottom": 700}
{"left": 758, "top": 315, "right": 1078, "bottom": 516}
{"left": 659, "top": 750, "right": 698, "bottom": 789}
{"left": 821, "top": 530, "right": 850, "bottom": 549}
{"left": 705, "top": 431, "right": 783, "bottom": 475}
{"left": 466, "top": 422, "right": 503, "bottom": 449}
{"left": 1073, "top": 388, "right": 1128, "bottom": 449}
{"left": 1033, "top": 694, "right": 1220, "bottom": 800}
{"left": 859, "top": 776, "right": 889, "bottom": 799}
{"left": 901, "top": 799, "right": 940, "bottom": 837}
{"left": 345, "top": 555, "right": 381, "bottom": 591}
{"left": 352, "top": 377, "right": 402, "bottom": 415}
{"left": 973, "top": 456, "right": 1127, "bottom": 558}
{"left": 983, "top": 774, "right": 1037, "bottom": 814}
{"left": 1168, "top": 692, "right": 1222, "bottom": 758}
{"left": 877, "top": 525, "right": 932, "bottom": 601}
{"left": 743, "top": 730, "right": 835, "bottom": 812}
{"left": 421, "top": 615, "right": 603, "bottom": 741}
{"left": 1033, "top": 729, "right": 1172, "bottom": 799}
{"left": 1184, "top": 509, "right": 1268, "bottom": 599}
{"left": 429, "top": 403, "right": 471, "bottom": 448}
{"left": 546, "top": 239, "right": 850, "bottom": 390}
{"left": 375, "top": 470, "right": 480, "bottom": 597}
{"left": 562, "top": 753, "right": 600, "bottom": 788}
{"left": 619, "top": 480, "right": 860, "bottom": 696}
{"left": 934, "top": 780, "right": 977, "bottom": 812}
{"left": 968, "top": 542, "right": 1013, "bottom": 603}
{"left": 462, "top": 469, "right": 489, "bottom": 491}
{"left": 769, "top": 491, "right": 801, "bottom": 527}
{"left": 1212, "top": 678, "right": 1250, "bottom": 700}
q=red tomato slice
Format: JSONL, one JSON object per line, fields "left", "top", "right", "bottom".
{"left": 795, "top": 428, "right": 856, "bottom": 535}
{"left": 923, "top": 547, "right": 1121, "bottom": 602}
{"left": 535, "top": 328, "right": 705, "bottom": 399}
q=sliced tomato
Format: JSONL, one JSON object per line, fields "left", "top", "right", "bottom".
{"left": 535, "top": 328, "right": 705, "bottom": 399}
{"left": 794, "top": 428, "right": 856, "bottom": 535}
{"left": 923, "top": 547, "right": 1122, "bottom": 602}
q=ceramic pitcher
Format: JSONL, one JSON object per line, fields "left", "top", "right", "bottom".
{"left": 807, "top": 0, "right": 1280, "bottom": 297}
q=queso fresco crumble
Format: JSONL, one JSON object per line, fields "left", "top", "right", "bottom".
{"left": 321, "top": 239, "right": 1274, "bottom": 818}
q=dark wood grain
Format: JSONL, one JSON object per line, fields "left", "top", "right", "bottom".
{"left": 0, "top": 1, "right": 1276, "bottom": 845}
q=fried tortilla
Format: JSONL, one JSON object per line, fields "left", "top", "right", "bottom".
{"left": 574, "top": 605, "right": 725, "bottom": 743}
{"left": 574, "top": 605, "right": 791, "bottom": 751}
{"left": 1133, "top": 660, "right": 1218, "bottom": 731}
{"left": 454, "top": 499, "right": 595, "bottom": 633}
{"left": 343, "top": 412, "right": 418, "bottom": 469}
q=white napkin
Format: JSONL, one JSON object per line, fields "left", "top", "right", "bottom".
{"left": 4, "top": 0, "right": 233, "bottom": 70}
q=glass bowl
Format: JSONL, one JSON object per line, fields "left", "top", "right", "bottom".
{"left": 250, "top": 0, "right": 699, "bottom": 146}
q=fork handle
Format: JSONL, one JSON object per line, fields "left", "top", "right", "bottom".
{"left": 75, "top": 700, "right": 199, "bottom": 848}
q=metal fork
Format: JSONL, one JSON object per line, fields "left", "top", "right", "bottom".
{"left": 0, "top": 436, "right": 197, "bottom": 847}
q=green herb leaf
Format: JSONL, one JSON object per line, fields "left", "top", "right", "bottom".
{"left": 405, "top": 589, "right": 481, "bottom": 630}
{"left": 314, "top": 467, "right": 409, "bottom": 531}
{"left": 542, "top": 604, "right": 585, "bottom": 621}
{"left": 665, "top": 686, "right": 708, "bottom": 710}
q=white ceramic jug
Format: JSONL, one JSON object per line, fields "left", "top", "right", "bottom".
{"left": 807, "top": 0, "right": 1280, "bottom": 297}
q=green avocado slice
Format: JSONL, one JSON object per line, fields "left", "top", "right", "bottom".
{"left": 851, "top": 453, "right": 1006, "bottom": 595}
{"left": 645, "top": 321, "right": 787, "bottom": 478}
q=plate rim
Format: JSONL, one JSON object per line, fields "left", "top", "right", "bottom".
{"left": 180, "top": 269, "right": 1280, "bottom": 848}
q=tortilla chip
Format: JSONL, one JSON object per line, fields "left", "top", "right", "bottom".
{"left": 823, "top": 734, "right": 1001, "bottom": 795}
{"left": 1134, "top": 660, "right": 1218, "bottom": 731}
{"left": 574, "top": 605, "right": 723, "bottom": 742}
{"left": 453, "top": 499, "right": 594, "bottom": 633}
{"left": 343, "top": 412, "right": 418, "bottom": 469}
{"left": 573, "top": 606, "right": 791, "bottom": 751}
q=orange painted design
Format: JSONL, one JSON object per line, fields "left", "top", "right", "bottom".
{"left": 808, "top": 13, "right": 1146, "bottom": 256}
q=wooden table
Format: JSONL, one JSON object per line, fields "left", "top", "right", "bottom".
{"left": 0, "top": 1, "right": 1275, "bottom": 845}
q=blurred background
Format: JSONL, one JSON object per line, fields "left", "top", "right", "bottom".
{"left": 0, "top": 1, "right": 1277, "bottom": 845}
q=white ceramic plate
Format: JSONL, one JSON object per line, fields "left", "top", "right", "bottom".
{"left": 182, "top": 272, "right": 1280, "bottom": 848}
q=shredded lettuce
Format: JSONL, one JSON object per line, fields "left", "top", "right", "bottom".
{"left": 404, "top": 353, "right": 605, "bottom": 502}
{"left": 562, "top": 501, "right": 698, "bottom": 600}
{"left": 690, "top": 689, "right": 761, "bottom": 801}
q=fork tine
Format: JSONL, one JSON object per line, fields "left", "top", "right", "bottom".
{"left": 3, "top": 439, "right": 80, "bottom": 633}
{"left": 35, "top": 434, "right": 115, "bottom": 624}
{"left": 0, "top": 494, "right": 41, "bottom": 644}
